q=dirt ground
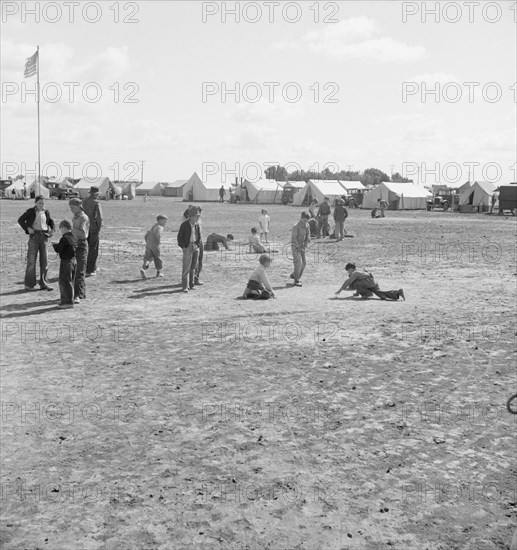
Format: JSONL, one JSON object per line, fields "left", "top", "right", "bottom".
{"left": 1, "top": 197, "right": 516, "bottom": 550}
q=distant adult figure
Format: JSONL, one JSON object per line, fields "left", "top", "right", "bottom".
{"left": 490, "top": 192, "right": 498, "bottom": 215}
{"left": 333, "top": 199, "right": 348, "bottom": 240}
{"left": 23, "top": 184, "right": 27, "bottom": 200}
{"left": 219, "top": 185, "right": 226, "bottom": 203}
{"left": 69, "top": 198, "right": 90, "bottom": 303}
{"left": 18, "top": 195, "right": 55, "bottom": 291}
{"left": 378, "top": 198, "right": 388, "bottom": 217}
{"left": 290, "top": 211, "right": 310, "bottom": 287}
{"left": 82, "top": 186, "right": 103, "bottom": 276}
{"left": 11, "top": 188, "right": 16, "bottom": 200}
{"left": 317, "top": 197, "right": 331, "bottom": 238}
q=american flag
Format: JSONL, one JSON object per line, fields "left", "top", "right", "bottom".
{"left": 24, "top": 50, "right": 38, "bottom": 78}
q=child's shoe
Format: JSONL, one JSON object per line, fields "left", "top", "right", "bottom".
{"left": 140, "top": 268, "right": 148, "bottom": 280}
{"left": 156, "top": 271, "right": 164, "bottom": 278}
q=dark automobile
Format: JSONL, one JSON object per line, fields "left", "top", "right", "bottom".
{"left": 49, "top": 187, "right": 79, "bottom": 200}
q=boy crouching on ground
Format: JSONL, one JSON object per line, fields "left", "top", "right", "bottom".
{"left": 335, "top": 262, "right": 405, "bottom": 301}
{"left": 141, "top": 215, "right": 168, "bottom": 279}
{"left": 243, "top": 254, "right": 275, "bottom": 300}
{"left": 52, "top": 220, "right": 76, "bottom": 309}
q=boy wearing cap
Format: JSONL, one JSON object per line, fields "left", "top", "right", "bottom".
{"left": 290, "top": 211, "right": 311, "bottom": 287}
{"left": 17, "top": 195, "right": 55, "bottom": 291}
{"left": 141, "top": 215, "right": 168, "bottom": 279}
{"left": 335, "top": 263, "right": 405, "bottom": 301}
{"left": 82, "top": 186, "right": 103, "bottom": 276}
{"left": 69, "top": 198, "right": 90, "bottom": 303}
{"left": 317, "top": 197, "right": 332, "bottom": 238}
{"left": 333, "top": 199, "right": 349, "bottom": 240}
{"left": 177, "top": 206, "right": 202, "bottom": 293}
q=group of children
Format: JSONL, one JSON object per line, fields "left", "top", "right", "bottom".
{"left": 50, "top": 202, "right": 404, "bottom": 305}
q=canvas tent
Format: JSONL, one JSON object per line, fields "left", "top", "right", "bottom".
{"left": 244, "top": 179, "right": 284, "bottom": 204}
{"left": 361, "top": 182, "right": 431, "bottom": 210}
{"left": 458, "top": 181, "right": 497, "bottom": 210}
{"left": 119, "top": 181, "right": 136, "bottom": 199}
{"left": 163, "top": 179, "right": 188, "bottom": 197}
{"left": 135, "top": 181, "right": 163, "bottom": 196}
{"left": 182, "top": 172, "right": 222, "bottom": 202}
{"left": 4, "top": 179, "right": 26, "bottom": 199}
{"left": 292, "top": 180, "right": 347, "bottom": 206}
{"left": 338, "top": 180, "right": 366, "bottom": 192}
{"left": 74, "top": 177, "right": 111, "bottom": 199}
{"left": 26, "top": 178, "right": 50, "bottom": 198}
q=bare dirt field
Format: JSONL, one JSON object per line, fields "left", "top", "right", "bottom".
{"left": 1, "top": 197, "right": 516, "bottom": 550}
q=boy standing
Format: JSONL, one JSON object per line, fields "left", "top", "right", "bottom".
{"left": 333, "top": 199, "right": 348, "bottom": 240}
{"left": 259, "top": 209, "right": 270, "bottom": 243}
{"left": 69, "top": 198, "right": 90, "bottom": 303}
{"left": 177, "top": 206, "right": 202, "bottom": 293}
{"left": 52, "top": 220, "right": 76, "bottom": 309}
{"left": 290, "top": 211, "right": 310, "bottom": 287}
{"left": 378, "top": 198, "right": 388, "bottom": 217}
{"left": 335, "top": 263, "right": 405, "bottom": 301}
{"left": 17, "top": 195, "right": 55, "bottom": 291}
{"left": 317, "top": 197, "right": 331, "bottom": 238}
{"left": 141, "top": 215, "right": 168, "bottom": 279}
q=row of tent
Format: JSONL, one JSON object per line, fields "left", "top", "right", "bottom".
{"left": 5, "top": 174, "right": 514, "bottom": 211}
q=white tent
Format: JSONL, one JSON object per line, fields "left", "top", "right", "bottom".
{"left": 135, "top": 181, "right": 163, "bottom": 196}
{"left": 182, "top": 172, "right": 221, "bottom": 202}
{"left": 74, "top": 177, "right": 111, "bottom": 199}
{"left": 458, "top": 181, "right": 497, "bottom": 209}
{"left": 361, "top": 182, "right": 431, "bottom": 210}
{"left": 119, "top": 181, "right": 136, "bottom": 199}
{"left": 4, "top": 179, "right": 26, "bottom": 199}
{"left": 244, "top": 179, "right": 284, "bottom": 203}
{"left": 27, "top": 178, "right": 50, "bottom": 198}
{"left": 338, "top": 180, "right": 365, "bottom": 191}
{"left": 292, "top": 180, "right": 347, "bottom": 206}
{"left": 163, "top": 179, "right": 188, "bottom": 197}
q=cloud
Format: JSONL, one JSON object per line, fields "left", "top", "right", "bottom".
{"left": 275, "top": 17, "right": 426, "bottom": 63}
{"left": 222, "top": 125, "right": 277, "bottom": 149}
{"left": 406, "top": 73, "right": 460, "bottom": 85}
{"left": 229, "top": 99, "right": 303, "bottom": 123}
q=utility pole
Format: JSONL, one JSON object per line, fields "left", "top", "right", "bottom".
{"left": 140, "top": 160, "right": 145, "bottom": 184}
{"left": 347, "top": 164, "right": 353, "bottom": 173}
{"left": 390, "top": 164, "right": 396, "bottom": 179}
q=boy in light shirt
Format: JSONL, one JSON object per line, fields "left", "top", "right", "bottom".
{"left": 140, "top": 215, "right": 168, "bottom": 279}
{"left": 243, "top": 254, "right": 275, "bottom": 300}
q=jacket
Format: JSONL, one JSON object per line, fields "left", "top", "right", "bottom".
{"left": 18, "top": 207, "right": 55, "bottom": 235}
{"left": 318, "top": 201, "right": 331, "bottom": 216}
{"left": 333, "top": 204, "right": 348, "bottom": 221}
{"left": 82, "top": 197, "right": 103, "bottom": 233}
{"left": 177, "top": 220, "right": 202, "bottom": 249}
{"left": 52, "top": 232, "right": 76, "bottom": 261}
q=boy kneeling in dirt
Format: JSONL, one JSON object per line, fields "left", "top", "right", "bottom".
{"left": 243, "top": 254, "right": 275, "bottom": 300}
{"left": 335, "top": 262, "right": 405, "bottom": 301}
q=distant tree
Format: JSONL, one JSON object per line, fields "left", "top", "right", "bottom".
{"left": 391, "top": 172, "right": 413, "bottom": 183}
{"left": 264, "top": 165, "right": 287, "bottom": 181}
{"left": 362, "top": 168, "right": 390, "bottom": 186}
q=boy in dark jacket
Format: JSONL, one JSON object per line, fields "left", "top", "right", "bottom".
{"left": 177, "top": 206, "right": 202, "bottom": 293}
{"left": 333, "top": 199, "right": 349, "bottom": 240}
{"left": 52, "top": 220, "right": 77, "bottom": 309}
{"left": 18, "top": 195, "right": 55, "bottom": 291}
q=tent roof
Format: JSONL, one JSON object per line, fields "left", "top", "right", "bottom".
{"left": 198, "top": 177, "right": 228, "bottom": 189}
{"left": 339, "top": 180, "right": 365, "bottom": 191}
{"left": 472, "top": 181, "right": 497, "bottom": 194}
{"left": 246, "top": 179, "right": 284, "bottom": 191}
{"left": 75, "top": 177, "right": 111, "bottom": 188}
{"left": 380, "top": 182, "right": 431, "bottom": 198}
{"left": 164, "top": 179, "right": 188, "bottom": 188}
{"left": 309, "top": 180, "right": 346, "bottom": 196}
{"left": 137, "top": 181, "right": 162, "bottom": 190}
{"left": 284, "top": 181, "right": 305, "bottom": 189}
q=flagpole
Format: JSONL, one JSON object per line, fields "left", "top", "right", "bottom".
{"left": 36, "top": 45, "right": 41, "bottom": 195}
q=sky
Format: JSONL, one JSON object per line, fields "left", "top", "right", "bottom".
{"left": 1, "top": 0, "right": 516, "bottom": 185}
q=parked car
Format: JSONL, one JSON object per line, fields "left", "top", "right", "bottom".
{"left": 50, "top": 187, "right": 79, "bottom": 200}
{"left": 426, "top": 194, "right": 458, "bottom": 211}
